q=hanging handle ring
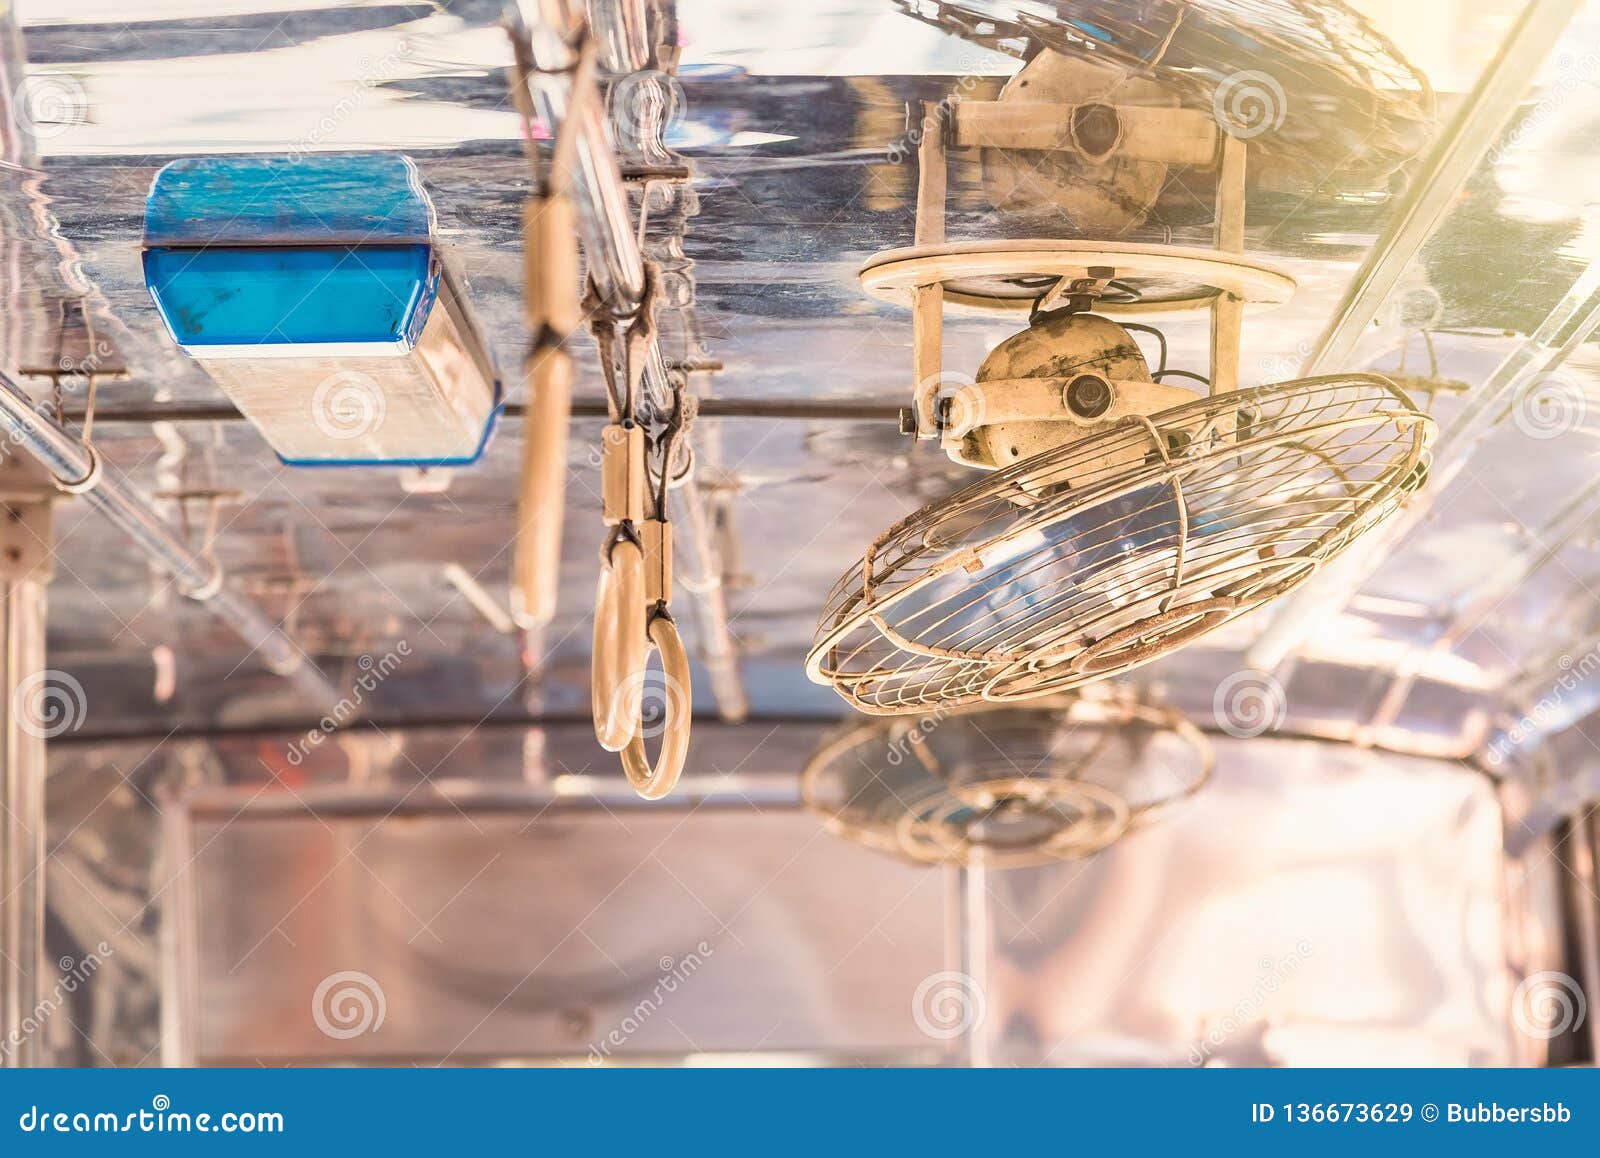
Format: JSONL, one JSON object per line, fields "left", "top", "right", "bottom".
{"left": 619, "top": 613, "right": 692, "bottom": 800}
{"left": 592, "top": 534, "right": 648, "bottom": 752}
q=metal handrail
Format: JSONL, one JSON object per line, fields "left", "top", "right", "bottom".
{"left": 1247, "top": 0, "right": 1589, "bottom": 671}
{"left": 512, "top": 0, "right": 749, "bottom": 722}
{"left": 0, "top": 368, "right": 339, "bottom": 701}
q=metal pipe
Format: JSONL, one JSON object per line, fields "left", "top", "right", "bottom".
{"left": 518, "top": 0, "right": 748, "bottom": 716}
{"left": 1299, "top": 0, "right": 1584, "bottom": 376}
{"left": 1248, "top": 0, "right": 1593, "bottom": 671}
{"left": 66, "top": 398, "right": 906, "bottom": 425}
{"left": 1583, "top": 815, "right": 1600, "bottom": 1065}
{"left": 1249, "top": 259, "right": 1600, "bottom": 671}
{"left": 0, "top": 369, "right": 337, "bottom": 699}
{"left": 958, "top": 865, "right": 991, "bottom": 1068}
{"left": 518, "top": 0, "right": 646, "bottom": 306}
{"left": 585, "top": 0, "right": 651, "bottom": 74}
{"left": 1360, "top": 475, "right": 1600, "bottom": 739}
{"left": 0, "top": 574, "right": 47, "bottom": 1067}
{"left": 674, "top": 473, "right": 748, "bottom": 722}
{"left": 514, "top": 0, "right": 672, "bottom": 414}
{"left": 1434, "top": 263, "right": 1600, "bottom": 469}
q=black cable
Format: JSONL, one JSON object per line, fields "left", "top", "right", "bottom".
{"left": 1025, "top": 279, "right": 1144, "bottom": 327}
{"left": 1118, "top": 321, "right": 1169, "bottom": 375}
{"left": 1152, "top": 369, "right": 1210, "bottom": 387}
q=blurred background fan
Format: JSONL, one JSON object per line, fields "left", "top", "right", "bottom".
{"left": 800, "top": 689, "right": 1212, "bottom": 867}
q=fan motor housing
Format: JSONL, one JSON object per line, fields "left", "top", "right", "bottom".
{"left": 944, "top": 312, "right": 1198, "bottom": 474}
{"left": 979, "top": 51, "right": 1177, "bottom": 235}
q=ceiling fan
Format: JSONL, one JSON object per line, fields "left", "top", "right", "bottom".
{"left": 807, "top": 37, "right": 1434, "bottom": 713}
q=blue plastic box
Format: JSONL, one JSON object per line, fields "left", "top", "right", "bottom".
{"left": 143, "top": 154, "right": 499, "bottom": 467}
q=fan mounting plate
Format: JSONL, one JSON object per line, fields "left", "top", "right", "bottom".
{"left": 859, "top": 240, "right": 1296, "bottom": 318}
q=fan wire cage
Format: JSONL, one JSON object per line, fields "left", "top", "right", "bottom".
{"left": 808, "top": 374, "right": 1432, "bottom": 714}
{"left": 893, "top": 0, "right": 1435, "bottom": 192}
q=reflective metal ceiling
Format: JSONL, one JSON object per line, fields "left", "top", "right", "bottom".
{"left": 7, "top": 0, "right": 1600, "bottom": 785}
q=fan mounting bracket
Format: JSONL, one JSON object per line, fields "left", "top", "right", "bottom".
{"left": 950, "top": 99, "right": 1220, "bottom": 166}
{"left": 887, "top": 102, "right": 1274, "bottom": 445}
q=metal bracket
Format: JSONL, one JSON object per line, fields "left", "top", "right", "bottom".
{"left": 951, "top": 100, "right": 1219, "bottom": 167}
{"left": 0, "top": 452, "right": 55, "bottom": 583}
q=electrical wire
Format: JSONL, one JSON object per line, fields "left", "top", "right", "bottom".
{"left": 1118, "top": 321, "right": 1169, "bottom": 376}
{"left": 1152, "top": 368, "right": 1210, "bottom": 387}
